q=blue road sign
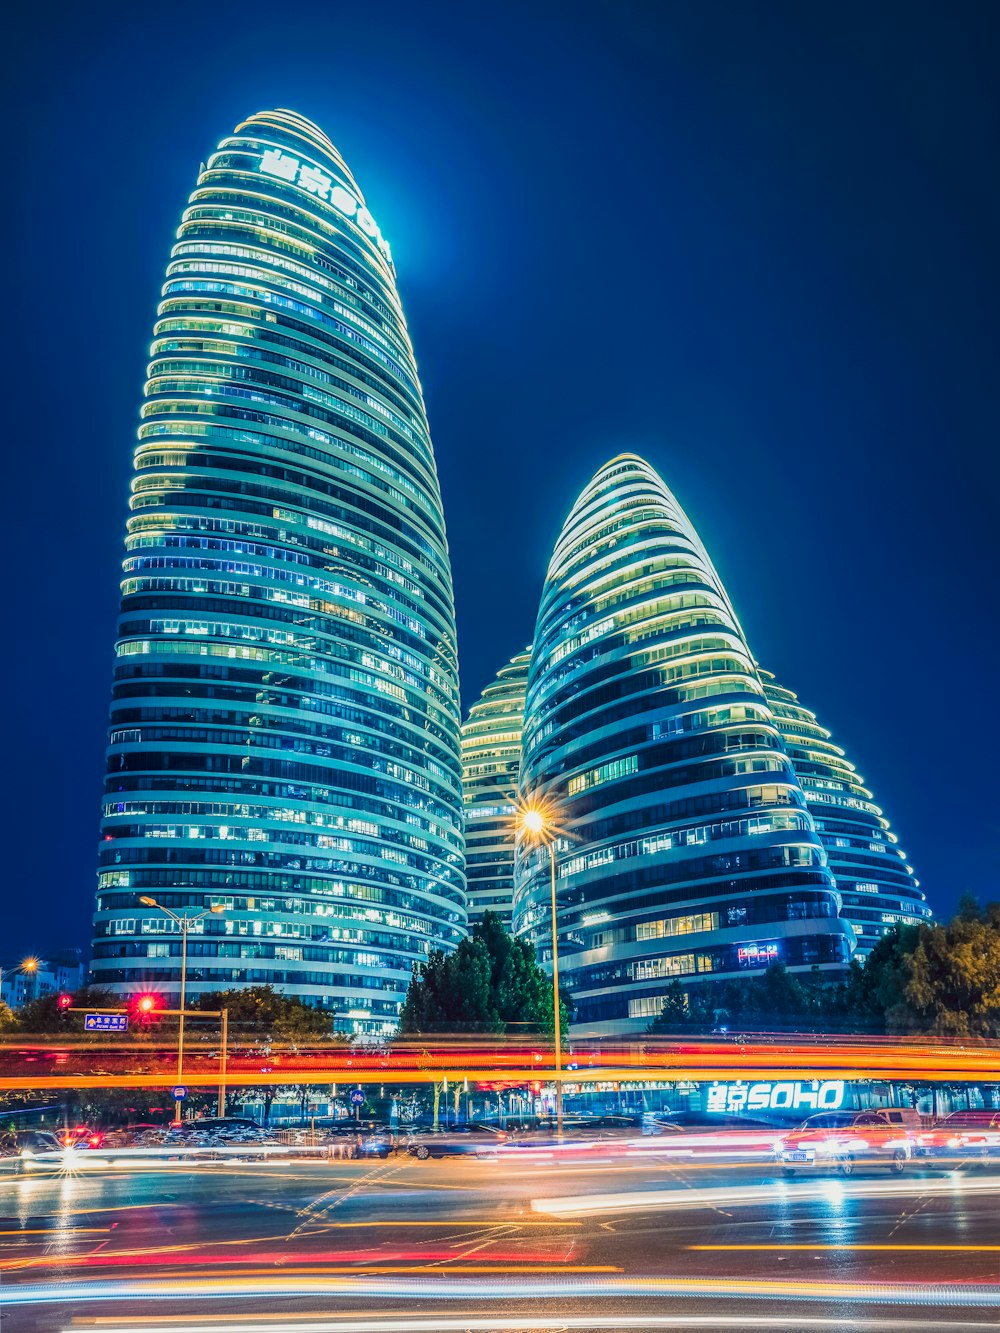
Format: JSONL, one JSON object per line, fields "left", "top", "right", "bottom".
{"left": 171, "top": 1086, "right": 188, "bottom": 1100}
{"left": 350, "top": 1089, "right": 365, "bottom": 1105}
{"left": 84, "top": 1014, "right": 128, "bottom": 1033}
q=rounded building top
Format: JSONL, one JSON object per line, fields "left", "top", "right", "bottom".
{"left": 234, "top": 108, "right": 359, "bottom": 191}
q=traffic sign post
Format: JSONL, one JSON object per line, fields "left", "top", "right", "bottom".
{"left": 350, "top": 1087, "right": 365, "bottom": 1122}
{"left": 84, "top": 1014, "right": 128, "bottom": 1033}
{"left": 171, "top": 1086, "right": 187, "bottom": 1101}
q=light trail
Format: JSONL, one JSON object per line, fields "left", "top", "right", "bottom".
{"left": 531, "top": 1173, "right": 1000, "bottom": 1216}
{"left": 0, "top": 1227, "right": 110, "bottom": 1236}
{"left": 53, "top": 1317, "right": 1000, "bottom": 1332}
{"left": 692, "top": 1243, "right": 1000, "bottom": 1253}
{"left": 5, "top": 1033, "right": 1000, "bottom": 1090}
{"left": 3, "top": 1059, "right": 1000, "bottom": 1090}
{"left": 5, "top": 1271, "right": 1000, "bottom": 1308}
{"left": 318, "top": 1219, "right": 582, "bottom": 1226}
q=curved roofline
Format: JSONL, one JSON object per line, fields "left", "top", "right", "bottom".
{"left": 233, "top": 108, "right": 361, "bottom": 198}
{"left": 549, "top": 452, "right": 745, "bottom": 640}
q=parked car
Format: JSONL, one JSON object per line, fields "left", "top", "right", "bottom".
{"left": 774, "top": 1110, "right": 914, "bottom": 1176}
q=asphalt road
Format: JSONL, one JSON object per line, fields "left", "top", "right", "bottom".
{"left": 2, "top": 1149, "right": 1000, "bottom": 1332}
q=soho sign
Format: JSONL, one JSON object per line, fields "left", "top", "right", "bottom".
{"left": 257, "top": 149, "right": 393, "bottom": 265}
{"left": 706, "top": 1080, "right": 845, "bottom": 1115}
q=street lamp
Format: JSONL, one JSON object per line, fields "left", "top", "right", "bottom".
{"left": 513, "top": 796, "right": 566, "bottom": 1139}
{"left": 0, "top": 957, "right": 42, "bottom": 1009}
{"left": 138, "top": 897, "right": 225, "bottom": 1122}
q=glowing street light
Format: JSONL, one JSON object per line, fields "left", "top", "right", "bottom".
{"left": 512, "top": 792, "right": 569, "bottom": 1140}
{"left": 0, "top": 956, "right": 42, "bottom": 1008}
{"left": 138, "top": 897, "right": 225, "bottom": 1122}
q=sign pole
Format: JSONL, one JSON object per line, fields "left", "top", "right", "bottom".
{"left": 217, "top": 1007, "right": 229, "bottom": 1118}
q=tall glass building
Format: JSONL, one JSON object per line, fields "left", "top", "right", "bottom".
{"left": 461, "top": 648, "right": 532, "bottom": 926}
{"left": 90, "top": 110, "right": 465, "bottom": 1035}
{"left": 760, "top": 672, "right": 930, "bottom": 956}
{"left": 515, "top": 455, "right": 853, "bottom": 1035}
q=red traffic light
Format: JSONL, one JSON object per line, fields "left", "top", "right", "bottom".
{"left": 57, "top": 994, "right": 73, "bottom": 1010}
{"left": 132, "top": 992, "right": 161, "bottom": 1015}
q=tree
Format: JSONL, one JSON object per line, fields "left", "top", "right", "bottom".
{"left": 838, "top": 926, "right": 920, "bottom": 1031}
{"left": 193, "top": 985, "right": 333, "bottom": 1042}
{"left": 15, "top": 985, "right": 120, "bottom": 1034}
{"left": 399, "top": 911, "right": 571, "bottom": 1035}
{"left": 647, "top": 980, "right": 718, "bottom": 1032}
{"left": 899, "top": 902, "right": 1000, "bottom": 1038}
{"left": 649, "top": 964, "right": 829, "bottom": 1034}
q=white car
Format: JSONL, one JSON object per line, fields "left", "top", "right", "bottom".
{"left": 774, "top": 1110, "right": 915, "bottom": 1176}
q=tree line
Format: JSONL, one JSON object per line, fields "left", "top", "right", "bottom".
{"left": 5, "top": 900, "right": 998, "bottom": 1042}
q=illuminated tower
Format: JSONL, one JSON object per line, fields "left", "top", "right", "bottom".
{"left": 461, "top": 647, "right": 532, "bottom": 926}
{"left": 761, "top": 672, "right": 930, "bottom": 956}
{"left": 91, "top": 110, "right": 465, "bottom": 1035}
{"left": 515, "top": 455, "right": 853, "bottom": 1035}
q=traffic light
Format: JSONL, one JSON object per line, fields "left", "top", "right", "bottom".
{"left": 132, "top": 992, "right": 162, "bottom": 1026}
{"left": 57, "top": 994, "right": 73, "bottom": 1010}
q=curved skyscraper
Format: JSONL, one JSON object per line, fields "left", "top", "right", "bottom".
{"left": 760, "top": 672, "right": 930, "bottom": 956}
{"left": 515, "top": 455, "right": 853, "bottom": 1035}
{"left": 91, "top": 110, "right": 465, "bottom": 1035}
{"left": 461, "top": 648, "right": 532, "bottom": 926}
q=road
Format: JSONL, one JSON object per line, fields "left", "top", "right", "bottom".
{"left": 2, "top": 1148, "right": 999, "bottom": 1331}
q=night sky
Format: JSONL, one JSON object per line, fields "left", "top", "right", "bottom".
{"left": 3, "top": 1, "right": 997, "bottom": 960}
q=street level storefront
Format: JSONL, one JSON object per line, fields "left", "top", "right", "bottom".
{"left": 559, "top": 1078, "right": 1000, "bottom": 1122}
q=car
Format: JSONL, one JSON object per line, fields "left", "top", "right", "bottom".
{"left": 512, "top": 1115, "right": 647, "bottom": 1146}
{"left": 176, "top": 1117, "right": 259, "bottom": 1135}
{"left": 360, "top": 1133, "right": 393, "bottom": 1158}
{"left": 915, "top": 1110, "right": 1000, "bottom": 1164}
{"left": 774, "top": 1111, "right": 914, "bottom": 1176}
{"left": 8, "top": 1131, "right": 64, "bottom": 1168}
{"left": 406, "top": 1123, "right": 508, "bottom": 1159}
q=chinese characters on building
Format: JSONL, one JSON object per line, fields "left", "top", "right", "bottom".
{"left": 259, "top": 149, "right": 392, "bottom": 265}
{"left": 706, "top": 1080, "right": 845, "bottom": 1114}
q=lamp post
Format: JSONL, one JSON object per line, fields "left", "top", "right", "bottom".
{"left": 138, "top": 897, "right": 225, "bottom": 1122}
{"left": 516, "top": 803, "right": 564, "bottom": 1140}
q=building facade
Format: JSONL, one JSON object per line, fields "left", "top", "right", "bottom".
{"left": 760, "top": 672, "right": 930, "bottom": 956}
{"left": 514, "top": 455, "right": 854, "bottom": 1036}
{"left": 461, "top": 647, "right": 532, "bottom": 926}
{"left": 91, "top": 109, "right": 465, "bottom": 1036}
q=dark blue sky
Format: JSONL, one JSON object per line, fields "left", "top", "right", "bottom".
{"left": 3, "top": 0, "right": 997, "bottom": 959}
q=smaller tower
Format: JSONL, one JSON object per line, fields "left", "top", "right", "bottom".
{"left": 461, "top": 648, "right": 532, "bottom": 926}
{"left": 761, "top": 672, "right": 931, "bottom": 956}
